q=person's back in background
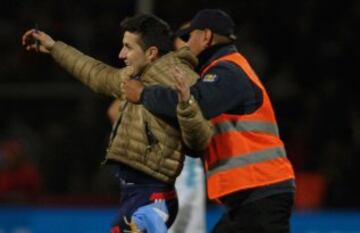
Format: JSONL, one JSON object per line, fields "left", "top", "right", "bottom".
{"left": 0, "top": 138, "right": 41, "bottom": 203}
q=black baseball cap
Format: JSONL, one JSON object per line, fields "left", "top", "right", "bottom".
{"left": 176, "top": 9, "right": 237, "bottom": 41}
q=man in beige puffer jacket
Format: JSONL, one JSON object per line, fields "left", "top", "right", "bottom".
{"left": 21, "top": 14, "right": 212, "bottom": 233}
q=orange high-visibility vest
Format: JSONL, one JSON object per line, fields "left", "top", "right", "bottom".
{"left": 202, "top": 52, "right": 295, "bottom": 200}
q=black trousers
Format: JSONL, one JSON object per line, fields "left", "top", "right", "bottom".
{"left": 212, "top": 193, "right": 294, "bottom": 233}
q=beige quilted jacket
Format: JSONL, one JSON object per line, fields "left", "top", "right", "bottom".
{"left": 50, "top": 41, "right": 199, "bottom": 183}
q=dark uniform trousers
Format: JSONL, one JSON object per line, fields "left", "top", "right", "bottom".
{"left": 213, "top": 193, "right": 294, "bottom": 233}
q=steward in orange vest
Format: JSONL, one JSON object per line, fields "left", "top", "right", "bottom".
{"left": 202, "top": 52, "right": 295, "bottom": 200}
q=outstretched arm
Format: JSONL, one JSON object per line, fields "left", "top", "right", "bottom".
{"left": 21, "top": 29, "right": 129, "bottom": 98}
{"left": 140, "top": 62, "right": 263, "bottom": 119}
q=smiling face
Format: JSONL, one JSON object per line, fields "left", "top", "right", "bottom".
{"left": 118, "top": 31, "right": 152, "bottom": 76}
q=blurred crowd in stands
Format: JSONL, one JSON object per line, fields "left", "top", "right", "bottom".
{"left": 0, "top": 0, "right": 359, "bottom": 209}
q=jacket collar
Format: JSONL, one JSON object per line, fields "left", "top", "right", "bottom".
{"left": 196, "top": 43, "right": 238, "bottom": 73}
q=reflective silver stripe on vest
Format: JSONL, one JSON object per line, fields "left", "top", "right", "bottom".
{"left": 207, "top": 147, "right": 286, "bottom": 177}
{"left": 213, "top": 120, "right": 279, "bottom": 136}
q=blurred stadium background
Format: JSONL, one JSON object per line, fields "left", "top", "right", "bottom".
{"left": 0, "top": 0, "right": 359, "bottom": 232}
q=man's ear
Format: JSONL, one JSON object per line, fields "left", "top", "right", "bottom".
{"left": 146, "top": 46, "right": 159, "bottom": 62}
{"left": 203, "top": 29, "right": 213, "bottom": 47}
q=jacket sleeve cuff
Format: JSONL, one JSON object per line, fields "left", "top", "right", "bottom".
{"left": 177, "top": 95, "right": 197, "bottom": 118}
{"left": 50, "top": 41, "right": 69, "bottom": 58}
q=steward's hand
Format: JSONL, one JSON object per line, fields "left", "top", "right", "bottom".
{"left": 173, "top": 66, "right": 191, "bottom": 103}
{"left": 21, "top": 29, "right": 55, "bottom": 53}
{"left": 122, "top": 79, "right": 144, "bottom": 104}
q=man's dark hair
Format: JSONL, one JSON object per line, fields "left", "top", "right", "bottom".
{"left": 120, "top": 14, "right": 173, "bottom": 56}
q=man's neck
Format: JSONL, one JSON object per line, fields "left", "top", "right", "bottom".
{"left": 196, "top": 43, "right": 233, "bottom": 72}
